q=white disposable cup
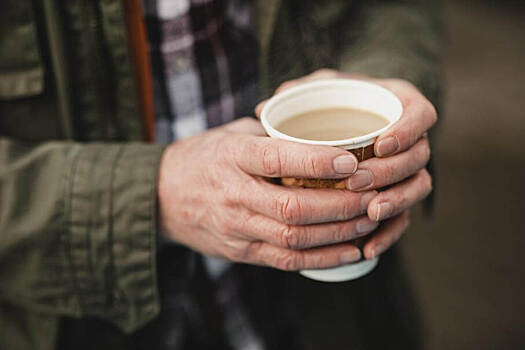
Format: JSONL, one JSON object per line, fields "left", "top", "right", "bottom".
{"left": 260, "top": 79, "right": 403, "bottom": 282}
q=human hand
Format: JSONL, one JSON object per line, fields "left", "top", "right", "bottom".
{"left": 158, "top": 117, "right": 379, "bottom": 270}
{"left": 255, "top": 69, "right": 437, "bottom": 260}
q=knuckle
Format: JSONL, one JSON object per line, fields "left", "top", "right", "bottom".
{"left": 414, "top": 139, "right": 431, "bottom": 166}
{"left": 421, "top": 147, "right": 431, "bottom": 166}
{"left": 380, "top": 163, "right": 396, "bottom": 185}
{"left": 279, "top": 225, "right": 302, "bottom": 249}
{"left": 402, "top": 211, "right": 412, "bottom": 229}
{"left": 225, "top": 247, "right": 243, "bottom": 262}
{"left": 276, "top": 81, "right": 295, "bottom": 93}
{"left": 339, "top": 196, "right": 356, "bottom": 220}
{"left": 276, "top": 194, "right": 302, "bottom": 224}
{"left": 255, "top": 101, "right": 266, "bottom": 115}
{"left": 394, "top": 191, "right": 408, "bottom": 209}
{"left": 376, "top": 183, "right": 403, "bottom": 210}
{"left": 222, "top": 183, "right": 243, "bottom": 205}
{"left": 422, "top": 138, "right": 432, "bottom": 162}
{"left": 388, "top": 78, "right": 415, "bottom": 91}
{"left": 261, "top": 143, "right": 282, "bottom": 177}
{"left": 405, "top": 81, "right": 417, "bottom": 91}
{"left": 421, "top": 169, "right": 433, "bottom": 195}
{"left": 384, "top": 78, "right": 401, "bottom": 86}
{"left": 333, "top": 224, "right": 350, "bottom": 243}
{"left": 425, "top": 147, "right": 431, "bottom": 165}
{"left": 217, "top": 134, "right": 240, "bottom": 163}
{"left": 274, "top": 252, "right": 300, "bottom": 271}
{"left": 312, "top": 68, "right": 338, "bottom": 78}
{"left": 219, "top": 218, "right": 237, "bottom": 238}
{"left": 416, "top": 99, "right": 437, "bottom": 126}
{"left": 424, "top": 100, "right": 438, "bottom": 125}
{"left": 215, "top": 133, "right": 231, "bottom": 153}
{"left": 223, "top": 240, "right": 250, "bottom": 262}
{"left": 409, "top": 134, "right": 420, "bottom": 151}
{"left": 303, "top": 154, "right": 323, "bottom": 178}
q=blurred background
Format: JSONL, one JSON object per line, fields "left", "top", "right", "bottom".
{"left": 402, "top": 0, "right": 525, "bottom": 348}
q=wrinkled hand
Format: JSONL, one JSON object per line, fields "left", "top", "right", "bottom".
{"left": 158, "top": 118, "right": 379, "bottom": 270}
{"left": 256, "top": 69, "right": 437, "bottom": 259}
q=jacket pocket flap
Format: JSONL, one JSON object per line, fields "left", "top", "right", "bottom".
{"left": 0, "top": 1, "right": 44, "bottom": 99}
{"left": 0, "top": 68, "right": 44, "bottom": 99}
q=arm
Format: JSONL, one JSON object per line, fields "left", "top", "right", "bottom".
{"left": 1, "top": 118, "right": 375, "bottom": 332}
{"left": 0, "top": 138, "right": 165, "bottom": 333}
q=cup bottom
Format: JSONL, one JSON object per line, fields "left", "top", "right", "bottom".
{"left": 299, "top": 257, "right": 379, "bottom": 282}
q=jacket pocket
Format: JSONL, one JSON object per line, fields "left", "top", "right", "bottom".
{"left": 0, "top": 0, "right": 44, "bottom": 100}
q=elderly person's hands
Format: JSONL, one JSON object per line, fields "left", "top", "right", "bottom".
{"left": 158, "top": 117, "right": 379, "bottom": 270}
{"left": 256, "top": 69, "right": 437, "bottom": 260}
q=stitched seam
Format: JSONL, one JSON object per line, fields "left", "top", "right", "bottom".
{"left": 106, "top": 146, "right": 124, "bottom": 307}
{"left": 64, "top": 145, "right": 83, "bottom": 314}
{"left": 85, "top": 148, "right": 103, "bottom": 293}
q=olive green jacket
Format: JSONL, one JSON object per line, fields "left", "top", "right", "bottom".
{"left": 0, "top": 0, "right": 441, "bottom": 349}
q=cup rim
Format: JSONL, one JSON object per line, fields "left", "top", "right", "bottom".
{"left": 260, "top": 79, "right": 403, "bottom": 147}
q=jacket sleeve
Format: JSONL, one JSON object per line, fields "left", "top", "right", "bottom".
{"left": 0, "top": 137, "right": 165, "bottom": 333}
{"left": 335, "top": 0, "right": 442, "bottom": 213}
{"left": 337, "top": 0, "right": 442, "bottom": 105}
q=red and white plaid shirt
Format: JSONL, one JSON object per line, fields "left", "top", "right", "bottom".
{"left": 143, "top": 0, "right": 260, "bottom": 142}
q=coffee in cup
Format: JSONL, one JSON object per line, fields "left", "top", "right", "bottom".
{"left": 260, "top": 79, "right": 403, "bottom": 282}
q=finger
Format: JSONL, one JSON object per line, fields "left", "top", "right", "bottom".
{"left": 274, "top": 69, "right": 370, "bottom": 95}
{"left": 305, "top": 69, "right": 369, "bottom": 81}
{"left": 234, "top": 135, "right": 359, "bottom": 178}
{"left": 362, "top": 210, "right": 411, "bottom": 259}
{"left": 367, "top": 169, "right": 432, "bottom": 221}
{"left": 239, "top": 179, "right": 377, "bottom": 225}
{"left": 221, "top": 117, "right": 266, "bottom": 136}
{"left": 374, "top": 81, "right": 437, "bottom": 157}
{"left": 254, "top": 100, "right": 267, "bottom": 119}
{"left": 274, "top": 69, "right": 340, "bottom": 95}
{"left": 254, "top": 80, "right": 314, "bottom": 118}
{"left": 245, "top": 241, "right": 362, "bottom": 271}
{"left": 255, "top": 70, "right": 368, "bottom": 119}
{"left": 255, "top": 70, "right": 341, "bottom": 117}
{"left": 254, "top": 80, "right": 307, "bottom": 119}
{"left": 239, "top": 212, "right": 378, "bottom": 250}
{"left": 346, "top": 137, "right": 430, "bottom": 191}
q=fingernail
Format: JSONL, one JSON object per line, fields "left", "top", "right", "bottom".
{"left": 376, "top": 202, "right": 393, "bottom": 221}
{"left": 376, "top": 136, "right": 399, "bottom": 157}
{"left": 371, "top": 244, "right": 385, "bottom": 259}
{"left": 347, "top": 169, "right": 373, "bottom": 190}
{"left": 360, "top": 191, "right": 376, "bottom": 213}
{"left": 340, "top": 249, "right": 361, "bottom": 264}
{"left": 333, "top": 155, "right": 358, "bottom": 174}
{"left": 356, "top": 217, "right": 379, "bottom": 234}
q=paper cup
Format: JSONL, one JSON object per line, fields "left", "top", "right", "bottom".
{"left": 260, "top": 79, "right": 403, "bottom": 282}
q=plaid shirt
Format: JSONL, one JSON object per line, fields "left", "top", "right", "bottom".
{"left": 142, "top": 1, "right": 264, "bottom": 349}
{"left": 143, "top": 0, "right": 260, "bottom": 142}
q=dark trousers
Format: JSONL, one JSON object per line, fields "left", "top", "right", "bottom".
{"left": 59, "top": 245, "right": 422, "bottom": 350}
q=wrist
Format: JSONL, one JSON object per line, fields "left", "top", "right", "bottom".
{"left": 157, "top": 141, "right": 186, "bottom": 243}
